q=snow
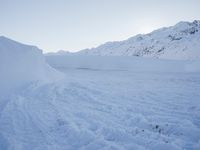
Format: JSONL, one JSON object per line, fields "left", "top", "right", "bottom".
{"left": 1, "top": 64, "right": 200, "bottom": 150}
{"left": 185, "top": 61, "right": 200, "bottom": 72}
{"left": 0, "top": 32, "right": 200, "bottom": 150}
{"left": 49, "top": 20, "right": 200, "bottom": 60}
{"left": 1, "top": 45, "right": 200, "bottom": 149}
{"left": 45, "top": 55, "right": 199, "bottom": 73}
{"left": 0, "top": 36, "right": 63, "bottom": 94}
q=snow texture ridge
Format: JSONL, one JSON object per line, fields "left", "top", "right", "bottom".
{"left": 0, "top": 68, "right": 200, "bottom": 150}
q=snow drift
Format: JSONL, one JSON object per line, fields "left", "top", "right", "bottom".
{"left": 0, "top": 36, "right": 63, "bottom": 93}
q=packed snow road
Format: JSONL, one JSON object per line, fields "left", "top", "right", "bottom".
{"left": 0, "top": 68, "right": 200, "bottom": 150}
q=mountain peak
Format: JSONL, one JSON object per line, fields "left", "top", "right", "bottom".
{"left": 175, "top": 20, "right": 200, "bottom": 28}
{"left": 192, "top": 20, "right": 200, "bottom": 26}
{"left": 77, "top": 20, "right": 200, "bottom": 60}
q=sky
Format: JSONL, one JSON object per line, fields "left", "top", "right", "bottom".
{"left": 0, "top": 0, "right": 200, "bottom": 53}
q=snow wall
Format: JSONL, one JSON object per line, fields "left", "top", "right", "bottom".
{"left": 0, "top": 36, "right": 63, "bottom": 93}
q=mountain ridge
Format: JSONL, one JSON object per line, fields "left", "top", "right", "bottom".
{"left": 77, "top": 20, "right": 200, "bottom": 60}
{"left": 49, "top": 20, "right": 200, "bottom": 60}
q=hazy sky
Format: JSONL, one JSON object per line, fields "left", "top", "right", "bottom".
{"left": 0, "top": 0, "right": 200, "bottom": 52}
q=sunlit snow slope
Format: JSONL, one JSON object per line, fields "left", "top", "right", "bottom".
{"left": 49, "top": 20, "right": 200, "bottom": 60}
{"left": 78, "top": 20, "right": 200, "bottom": 60}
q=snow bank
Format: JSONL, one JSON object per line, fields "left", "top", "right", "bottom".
{"left": 0, "top": 36, "right": 63, "bottom": 93}
{"left": 45, "top": 55, "right": 200, "bottom": 73}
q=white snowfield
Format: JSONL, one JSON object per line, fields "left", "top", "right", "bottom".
{"left": 46, "top": 55, "right": 200, "bottom": 73}
{"left": 0, "top": 35, "right": 200, "bottom": 150}
{"left": 48, "top": 20, "right": 200, "bottom": 60}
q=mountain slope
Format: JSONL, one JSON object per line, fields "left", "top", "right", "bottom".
{"left": 76, "top": 20, "right": 200, "bottom": 60}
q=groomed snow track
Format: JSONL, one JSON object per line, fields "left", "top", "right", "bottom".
{"left": 0, "top": 69, "right": 200, "bottom": 150}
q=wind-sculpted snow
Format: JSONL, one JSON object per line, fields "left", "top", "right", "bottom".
{"left": 0, "top": 36, "right": 63, "bottom": 94}
{"left": 0, "top": 69, "right": 200, "bottom": 150}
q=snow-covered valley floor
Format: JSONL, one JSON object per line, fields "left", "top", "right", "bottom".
{"left": 1, "top": 68, "right": 200, "bottom": 150}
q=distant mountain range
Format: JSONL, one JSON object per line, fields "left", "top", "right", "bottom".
{"left": 48, "top": 20, "right": 200, "bottom": 60}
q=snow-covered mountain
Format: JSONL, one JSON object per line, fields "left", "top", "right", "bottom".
{"left": 74, "top": 20, "right": 200, "bottom": 60}
{"left": 46, "top": 50, "right": 72, "bottom": 56}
